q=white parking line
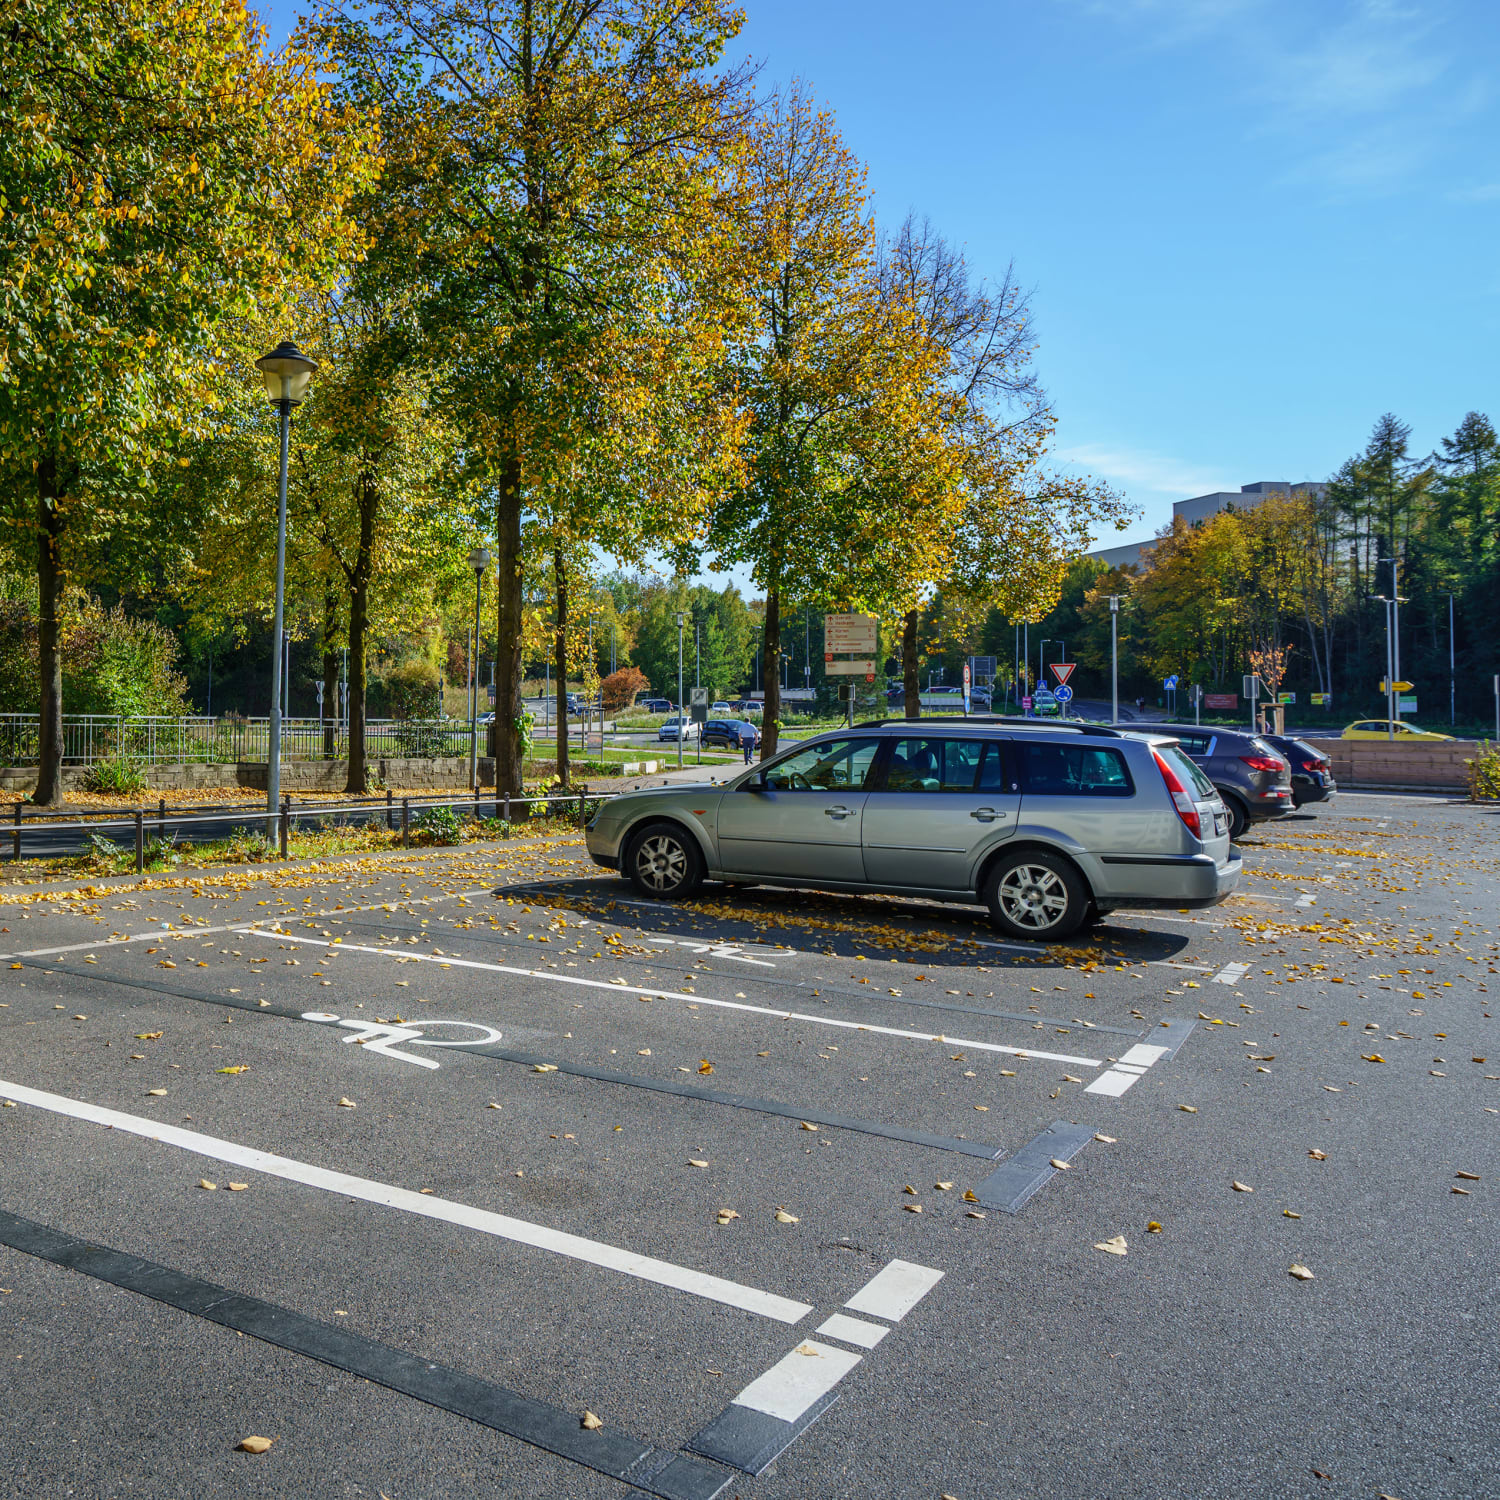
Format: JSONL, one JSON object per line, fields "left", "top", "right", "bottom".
{"left": 732, "top": 1339, "right": 863, "bottom": 1423}
{"left": 1212, "top": 962, "right": 1251, "bottom": 986}
{"left": 598, "top": 897, "right": 1043, "bottom": 956}
{"left": 248, "top": 929, "right": 1107, "bottom": 1067}
{"left": 1084, "top": 1041, "right": 1171, "bottom": 1097}
{"left": 0, "top": 1077, "right": 813, "bottom": 1325}
{"left": 1112, "top": 912, "right": 1226, "bottom": 930}
{"left": 843, "top": 1259, "right": 944, "bottom": 1322}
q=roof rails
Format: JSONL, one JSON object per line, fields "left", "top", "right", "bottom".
{"left": 854, "top": 715, "right": 1125, "bottom": 738}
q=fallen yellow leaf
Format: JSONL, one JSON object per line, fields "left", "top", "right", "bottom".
{"left": 237, "top": 1436, "right": 274, "bottom": 1454}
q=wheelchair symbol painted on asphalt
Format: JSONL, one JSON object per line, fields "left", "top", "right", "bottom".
{"left": 301, "top": 1013, "right": 503, "bottom": 1070}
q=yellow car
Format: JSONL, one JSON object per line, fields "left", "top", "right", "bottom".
{"left": 1340, "top": 720, "right": 1453, "bottom": 741}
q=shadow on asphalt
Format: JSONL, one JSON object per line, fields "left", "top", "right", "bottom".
{"left": 485, "top": 876, "right": 1194, "bottom": 968}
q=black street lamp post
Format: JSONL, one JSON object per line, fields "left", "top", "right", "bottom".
{"left": 253, "top": 340, "right": 318, "bottom": 834}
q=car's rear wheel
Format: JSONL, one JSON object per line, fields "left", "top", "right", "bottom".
{"left": 982, "top": 850, "right": 1089, "bottom": 941}
{"left": 624, "top": 821, "right": 704, "bottom": 900}
{"left": 1222, "top": 793, "right": 1250, "bottom": 840}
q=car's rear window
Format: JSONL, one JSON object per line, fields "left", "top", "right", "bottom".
{"left": 1156, "top": 744, "right": 1216, "bottom": 799}
{"left": 1016, "top": 743, "right": 1134, "bottom": 797}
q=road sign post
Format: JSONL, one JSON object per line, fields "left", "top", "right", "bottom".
{"left": 1242, "top": 674, "right": 1262, "bottom": 731}
{"left": 1049, "top": 661, "right": 1075, "bottom": 716}
{"left": 962, "top": 661, "right": 971, "bottom": 716}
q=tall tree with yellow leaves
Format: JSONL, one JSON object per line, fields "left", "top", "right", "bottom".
{"left": 0, "top": 0, "right": 378, "bottom": 802}
{"left": 320, "top": 0, "right": 753, "bottom": 795}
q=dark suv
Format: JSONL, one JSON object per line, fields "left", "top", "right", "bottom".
{"left": 701, "top": 718, "right": 760, "bottom": 750}
{"left": 1126, "top": 724, "right": 1293, "bottom": 838}
{"left": 1262, "top": 734, "right": 1337, "bottom": 808}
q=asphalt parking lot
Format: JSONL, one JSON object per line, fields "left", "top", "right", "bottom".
{"left": 1, "top": 794, "right": 1496, "bottom": 1499}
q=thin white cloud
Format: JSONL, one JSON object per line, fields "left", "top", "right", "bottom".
{"left": 1450, "top": 182, "right": 1500, "bottom": 203}
{"left": 1058, "top": 444, "right": 1231, "bottom": 501}
{"left": 1072, "top": 0, "right": 1491, "bottom": 198}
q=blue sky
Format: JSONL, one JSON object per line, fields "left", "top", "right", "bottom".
{"left": 262, "top": 0, "right": 1499, "bottom": 554}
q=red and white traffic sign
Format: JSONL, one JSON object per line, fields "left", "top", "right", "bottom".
{"left": 1050, "top": 662, "right": 1076, "bottom": 687}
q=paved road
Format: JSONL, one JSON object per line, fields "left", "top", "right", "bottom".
{"left": 1, "top": 793, "right": 1496, "bottom": 1498}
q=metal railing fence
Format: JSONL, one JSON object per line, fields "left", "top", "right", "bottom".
{"left": 0, "top": 715, "right": 481, "bottom": 767}
{"left": 5, "top": 787, "right": 614, "bottom": 870}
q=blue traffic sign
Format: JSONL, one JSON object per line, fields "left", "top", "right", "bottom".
{"left": 1164, "top": 674, "right": 1179, "bottom": 689}
{"left": 1053, "top": 684, "right": 1073, "bottom": 702}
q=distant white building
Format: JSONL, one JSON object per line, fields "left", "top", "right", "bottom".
{"left": 1089, "top": 480, "right": 1328, "bottom": 569}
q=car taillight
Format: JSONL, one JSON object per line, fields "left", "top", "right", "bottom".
{"left": 1153, "top": 751, "right": 1201, "bottom": 839}
{"left": 1240, "top": 755, "right": 1286, "bottom": 774}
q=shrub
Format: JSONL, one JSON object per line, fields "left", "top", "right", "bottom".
{"left": 142, "top": 833, "right": 182, "bottom": 868}
{"left": 83, "top": 757, "right": 148, "bottom": 796}
{"left": 414, "top": 803, "right": 462, "bottom": 844}
{"left": 1466, "top": 743, "right": 1500, "bottom": 801}
{"left": 224, "top": 825, "right": 277, "bottom": 861}
{"left": 600, "top": 666, "right": 649, "bottom": 714}
{"left": 0, "top": 588, "right": 189, "bottom": 717}
{"left": 84, "top": 831, "right": 121, "bottom": 863}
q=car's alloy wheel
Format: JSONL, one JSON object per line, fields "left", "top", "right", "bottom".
{"left": 984, "top": 852, "right": 1087, "bottom": 941}
{"left": 996, "top": 863, "right": 1069, "bottom": 929}
{"left": 625, "top": 822, "right": 704, "bottom": 899}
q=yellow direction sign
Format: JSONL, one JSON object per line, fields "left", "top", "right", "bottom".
{"left": 1380, "top": 679, "right": 1414, "bottom": 693}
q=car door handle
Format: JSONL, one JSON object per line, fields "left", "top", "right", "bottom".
{"left": 824, "top": 805, "right": 855, "bottom": 819}
{"left": 970, "top": 807, "right": 1008, "bottom": 822}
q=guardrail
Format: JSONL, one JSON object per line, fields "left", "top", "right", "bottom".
{"left": 5, "top": 787, "right": 614, "bottom": 872}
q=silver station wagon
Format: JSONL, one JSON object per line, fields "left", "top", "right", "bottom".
{"left": 585, "top": 720, "right": 1241, "bottom": 940}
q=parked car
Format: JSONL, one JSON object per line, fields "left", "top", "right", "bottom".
{"left": 731, "top": 699, "right": 763, "bottom": 717}
{"left": 1341, "top": 720, "right": 1453, "bottom": 741}
{"left": 639, "top": 698, "right": 673, "bottom": 714}
{"left": 700, "top": 718, "right": 761, "bottom": 750}
{"left": 585, "top": 720, "right": 1240, "bottom": 940}
{"left": 1126, "top": 723, "right": 1293, "bottom": 838}
{"left": 1031, "top": 687, "right": 1060, "bottom": 717}
{"left": 656, "top": 716, "right": 700, "bottom": 742}
{"left": 1261, "top": 733, "right": 1338, "bottom": 808}
{"left": 711, "top": 701, "right": 732, "bottom": 714}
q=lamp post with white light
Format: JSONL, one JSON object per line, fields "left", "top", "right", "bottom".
{"left": 254, "top": 340, "right": 318, "bottom": 833}
{"left": 468, "top": 546, "right": 491, "bottom": 791}
{"left": 675, "top": 611, "right": 686, "bottom": 768}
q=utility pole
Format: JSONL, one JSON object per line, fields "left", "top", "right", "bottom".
{"left": 1108, "top": 596, "right": 1122, "bottom": 724}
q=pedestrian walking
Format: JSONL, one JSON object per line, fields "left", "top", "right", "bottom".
{"left": 739, "top": 721, "right": 756, "bottom": 765}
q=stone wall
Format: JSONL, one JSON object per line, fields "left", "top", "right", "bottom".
{"left": 1304, "top": 738, "right": 1476, "bottom": 792}
{"left": 2, "top": 757, "right": 495, "bottom": 796}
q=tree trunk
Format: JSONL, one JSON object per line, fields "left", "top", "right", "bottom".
{"left": 34, "top": 456, "right": 66, "bottom": 806}
{"left": 902, "top": 608, "right": 920, "bottom": 720}
{"left": 344, "top": 471, "right": 378, "bottom": 794}
{"left": 493, "top": 456, "right": 526, "bottom": 796}
{"left": 761, "top": 583, "right": 781, "bottom": 759}
{"left": 553, "top": 546, "right": 570, "bottom": 788}
{"left": 322, "top": 584, "right": 340, "bottom": 760}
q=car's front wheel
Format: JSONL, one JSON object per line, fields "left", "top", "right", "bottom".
{"left": 624, "top": 821, "right": 705, "bottom": 900}
{"left": 982, "top": 850, "right": 1089, "bottom": 941}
